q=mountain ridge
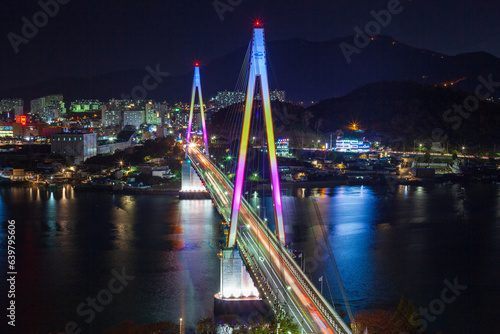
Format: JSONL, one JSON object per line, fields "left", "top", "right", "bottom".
{"left": 2, "top": 35, "right": 500, "bottom": 106}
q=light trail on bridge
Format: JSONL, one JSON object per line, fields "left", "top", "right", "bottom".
{"left": 188, "top": 146, "right": 353, "bottom": 334}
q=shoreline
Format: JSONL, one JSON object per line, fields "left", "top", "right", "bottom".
{"left": 1, "top": 176, "right": 496, "bottom": 195}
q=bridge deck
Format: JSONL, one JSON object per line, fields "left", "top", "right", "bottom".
{"left": 189, "top": 147, "right": 353, "bottom": 334}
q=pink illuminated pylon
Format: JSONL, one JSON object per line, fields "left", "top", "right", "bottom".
{"left": 185, "top": 64, "right": 209, "bottom": 158}
{"left": 227, "top": 26, "right": 285, "bottom": 248}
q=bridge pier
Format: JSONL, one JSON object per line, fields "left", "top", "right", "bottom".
{"left": 214, "top": 248, "right": 267, "bottom": 318}
{"left": 179, "top": 159, "right": 210, "bottom": 199}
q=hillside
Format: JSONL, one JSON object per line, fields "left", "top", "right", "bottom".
{"left": 307, "top": 81, "right": 500, "bottom": 149}
{"left": 2, "top": 35, "right": 500, "bottom": 105}
{"left": 210, "top": 81, "right": 500, "bottom": 152}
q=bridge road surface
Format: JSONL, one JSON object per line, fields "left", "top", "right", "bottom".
{"left": 188, "top": 146, "right": 352, "bottom": 334}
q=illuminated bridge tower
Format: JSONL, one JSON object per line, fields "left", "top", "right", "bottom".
{"left": 185, "top": 63, "right": 209, "bottom": 158}
{"left": 228, "top": 23, "right": 285, "bottom": 248}
{"left": 215, "top": 23, "right": 283, "bottom": 316}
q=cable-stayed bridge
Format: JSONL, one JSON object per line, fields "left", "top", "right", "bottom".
{"left": 182, "top": 22, "right": 355, "bottom": 334}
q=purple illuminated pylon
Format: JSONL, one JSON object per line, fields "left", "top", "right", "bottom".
{"left": 185, "top": 65, "right": 209, "bottom": 158}
{"left": 228, "top": 27, "right": 286, "bottom": 248}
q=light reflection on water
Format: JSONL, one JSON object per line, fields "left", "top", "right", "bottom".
{"left": 255, "top": 183, "right": 499, "bottom": 334}
{"left": 0, "top": 184, "right": 499, "bottom": 333}
{"left": 0, "top": 188, "right": 221, "bottom": 333}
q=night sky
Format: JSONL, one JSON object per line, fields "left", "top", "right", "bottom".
{"left": 1, "top": 0, "right": 499, "bottom": 91}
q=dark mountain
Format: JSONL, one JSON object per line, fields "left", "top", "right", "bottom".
{"left": 307, "top": 81, "right": 500, "bottom": 150}
{"left": 2, "top": 35, "right": 500, "bottom": 106}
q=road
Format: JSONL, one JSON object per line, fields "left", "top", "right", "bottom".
{"left": 188, "top": 146, "right": 353, "bottom": 334}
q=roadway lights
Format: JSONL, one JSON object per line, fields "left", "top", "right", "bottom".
{"left": 246, "top": 224, "right": 251, "bottom": 229}
{"left": 287, "top": 286, "right": 292, "bottom": 290}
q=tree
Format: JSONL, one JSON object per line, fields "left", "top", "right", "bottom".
{"left": 394, "top": 295, "right": 421, "bottom": 334}
{"left": 354, "top": 309, "right": 406, "bottom": 334}
{"left": 269, "top": 311, "right": 300, "bottom": 333}
{"left": 173, "top": 144, "right": 182, "bottom": 157}
{"left": 196, "top": 317, "right": 217, "bottom": 334}
{"left": 424, "top": 151, "right": 431, "bottom": 163}
{"left": 327, "top": 151, "right": 337, "bottom": 161}
{"left": 216, "top": 314, "right": 242, "bottom": 334}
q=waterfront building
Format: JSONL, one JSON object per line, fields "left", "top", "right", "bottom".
{"left": 276, "top": 138, "right": 290, "bottom": 156}
{"left": 51, "top": 131, "right": 97, "bottom": 164}
{"left": 335, "top": 137, "right": 371, "bottom": 153}
{"left": 0, "top": 124, "right": 13, "bottom": 137}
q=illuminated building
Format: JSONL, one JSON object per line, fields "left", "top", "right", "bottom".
{"left": 101, "top": 108, "right": 121, "bottom": 127}
{"left": 102, "top": 100, "right": 161, "bottom": 129}
{"left": 0, "top": 124, "right": 13, "bottom": 137}
{"left": 69, "top": 99, "right": 102, "bottom": 113}
{"left": 214, "top": 89, "right": 286, "bottom": 108}
{"left": 51, "top": 131, "right": 97, "bottom": 164}
{"left": 214, "top": 90, "right": 245, "bottom": 107}
{"left": 276, "top": 138, "right": 290, "bottom": 156}
{"left": 30, "top": 95, "right": 65, "bottom": 123}
{"left": 0, "top": 99, "right": 23, "bottom": 118}
{"left": 123, "top": 110, "right": 143, "bottom": 129}
{"left": 145, "top": 102, "right": 161, "bottom": 125}
{"left": 11, "top": 123, "right": 38, "bottom": 138}
{"left": 335, "top": 138, "right": 371, "bottom": 152}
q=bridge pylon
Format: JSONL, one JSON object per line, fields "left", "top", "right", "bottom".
{"left": 185, "top": 63, "right": 209, "bottom": 158}
{"left": 228, "top": 24, "right": 285, "bottom": 248}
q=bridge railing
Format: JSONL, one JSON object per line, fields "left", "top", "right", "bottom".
{"left": 189, "top": 151, "right": 353, "bottom": 334}
{"left": 239, "top": 198, "right": 353, "bottom": 334}
{"left": 237, "top": 236, "right": 287, "bottom": 316}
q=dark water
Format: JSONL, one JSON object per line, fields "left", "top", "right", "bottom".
{"left": 1, "top": 183, "right": 499, "bottom": 333}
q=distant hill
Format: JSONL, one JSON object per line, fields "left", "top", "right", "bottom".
{"left": 2, "top": 35, "right": 500, "bottom": 106}
{"left": 210, "top": 81, "right": 500, "bottom": 152}
{"left": 307, "top": 81, "right": 500, "bottom": 150}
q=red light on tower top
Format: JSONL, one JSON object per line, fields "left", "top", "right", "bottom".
{"left": 195, "top": 62, "right": 199, "bottom": 67}
{"left": 254, "top": 20, "right": 262, "bottom": 28}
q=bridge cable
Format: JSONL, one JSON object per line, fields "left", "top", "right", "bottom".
{"left": 310, "top": 197, "right": 358, "bottom": 333}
